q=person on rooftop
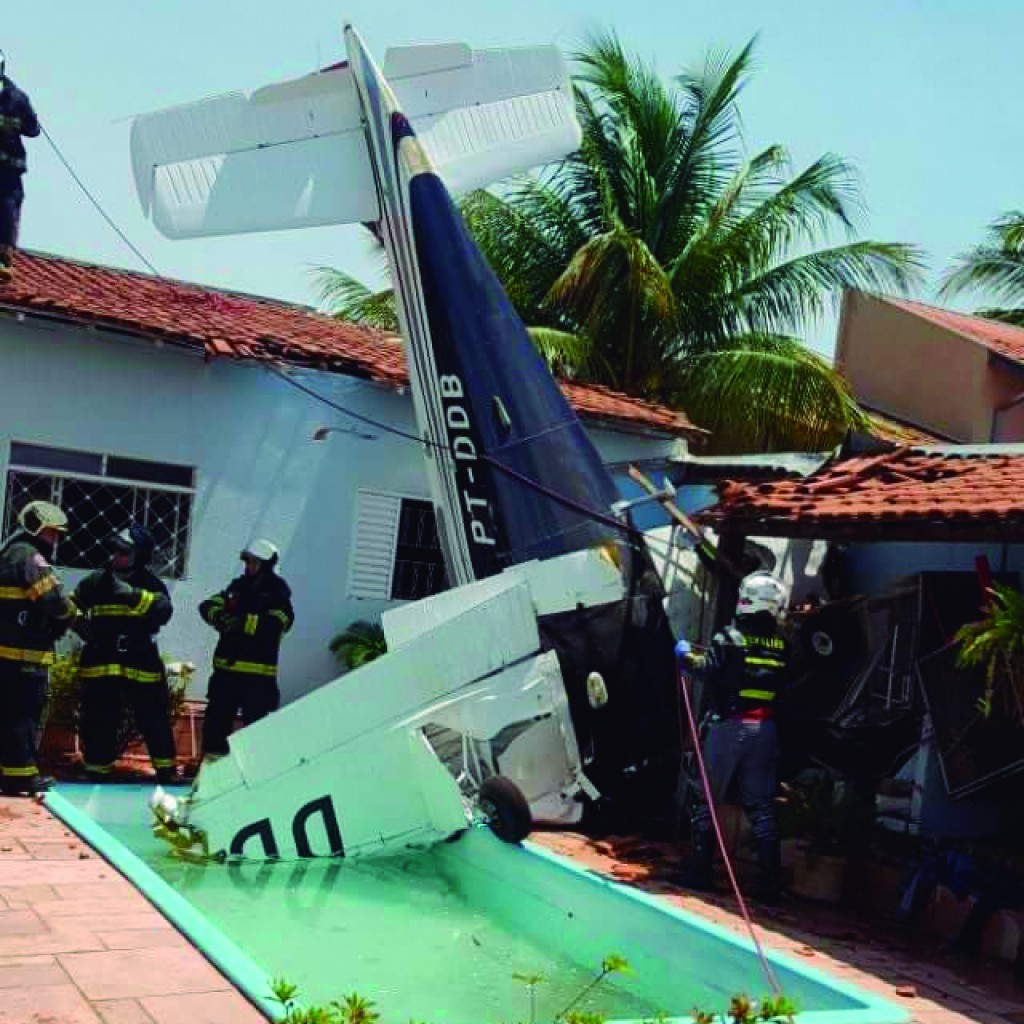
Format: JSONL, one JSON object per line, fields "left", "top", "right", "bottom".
{"left": 0, "top": 54, "right": 39, "bottom": 283}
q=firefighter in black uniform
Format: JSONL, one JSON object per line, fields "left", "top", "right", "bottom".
{"left": 0, "top": 55, "right": 40, "bottom": 282}
{"left": 72, "top": 526, "right": 177, "bottom": 783}
{"left": 199, "top": 539, "right": 294, "bottom": 758}
{"left": 678, "top": 571, "right": 793, "bottom": 903}
{"left": 0, "top": 501, "right": 77, "bottom": 795}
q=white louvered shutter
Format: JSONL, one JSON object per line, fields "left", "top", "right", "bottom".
{"left": 347, "top": 490, "right": 403, "bottom": 599}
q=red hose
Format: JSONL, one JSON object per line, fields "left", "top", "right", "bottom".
{"left": 677, "top": 664, "right": 783, "bottom": 997}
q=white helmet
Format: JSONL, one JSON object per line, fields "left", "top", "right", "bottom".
{"left": 18, "top": 500, "right": 68, "bottom": 537}
{"left": 241, "top": 538, "right": 279, "bottom": 565}
{"left": 737, "top": 571, "right": 789, "bottom": 619}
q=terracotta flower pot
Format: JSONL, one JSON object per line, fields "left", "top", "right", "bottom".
{"left": 791, "top": 845, "right": 848, "bottom": 903}
{"left": 37, "top": 723, "right": 77, "bottom": 763}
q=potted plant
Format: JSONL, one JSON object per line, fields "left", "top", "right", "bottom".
{"left": 39, "top": 647, "right": 82, "bottom": 762}
{"left": 779, "top": 770, "right": 871, "bottom": 903}
{"left": 955, "top": 582, "right": 1024, "bottom": 721}
{"left": 330, "top": 619, "right": 387, "bottom": 670}
{"left": 40, "top": 645, "right": 192, "bottom": 766}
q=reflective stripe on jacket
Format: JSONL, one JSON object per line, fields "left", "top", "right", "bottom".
{"left": 0, "top": 535, "right": 76, "bottom": 664}
{"left": 73, "top": 567, "right": 172, "bottom": 682}
{"left": 691, "top": 612, "right": 792, "bottom": 715}
{"left": 200, "top": 570, "right": 293, "bottom": 679}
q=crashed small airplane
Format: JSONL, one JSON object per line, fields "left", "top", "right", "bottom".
{"left": 135, "top": 25, "right": 680, "bottom": 861}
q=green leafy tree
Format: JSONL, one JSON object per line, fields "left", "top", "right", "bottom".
{"left": 314, "top": 34, "right": 923, "bottom": 452}
{"left": 940, "top": 212, "right": 1024, "bottom": 326}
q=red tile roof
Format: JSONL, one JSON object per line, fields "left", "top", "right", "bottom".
{"left": 0, "top": 250, "right": 699, "bottom": 438}
{"left": 863, "top": 407, "right": 954, "bottom": 446}
{"left": 703, "top": 446, "right": 1024, "bottom": 538}
{"left": 886, "top": 297, "right": 1024, "bottom": 367}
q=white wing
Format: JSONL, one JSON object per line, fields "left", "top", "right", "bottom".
{"left": 130, "top": 43, "right": 580, "bottom": 239}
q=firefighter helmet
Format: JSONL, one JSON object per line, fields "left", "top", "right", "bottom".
{"left": 110, "top": 525, "right": 156, "bottom": 567}
{"left": 18, "top": 500, "right": 68, "bottom": 537}
{"left": 737, "top": 571, "right": 789, "bottom": 619}
{"left": 241, "top": 538, "right": 279, "bottom": 567}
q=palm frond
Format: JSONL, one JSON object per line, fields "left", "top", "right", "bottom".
{"left": 309, "top": 267, "right": 398, "bottom": 331}
{"left": 460, "top": 188, "right": 582, "bottom": 324}
{"left": 574, "top": 31, "right": 688, "bottom": 236}
{"left": 545, "top": 224, "right": 676, "bottom": 388}
{"left": 973, "top": 306, "right": 1024, "bottom": 326}
{"left": 941, "top": 212, "right": 1024, "bottom": 305}
{"left": 527, "top": 326, "right": 605, "bottom": 378}
{"left": 652, "top": 38, "right": 757, "bottom": 257}
{"left": 676, "top": 334, "right": 867, "bottom": 452}
{"left": 732, "top": 241, "right": 925, "bottom": 336}
{"left": 957, "top": 584, "right": 1024, "bottom": 671}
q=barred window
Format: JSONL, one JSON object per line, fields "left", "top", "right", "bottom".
{"left": 4, "top": 443, "right": 196, "bottom": 579}
{"left": 391, "top": 498, "right": 448, "bottom": 601}
{"left": 347, "top": 490, "right": 448, "bottom": 602}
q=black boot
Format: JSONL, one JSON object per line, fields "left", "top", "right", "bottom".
{"left": 755, "top": 838, "right": 783, "bottom": 905}
{"left": 0, "top": 774, "right": 54, "bottom": 797}
{"left": 676, "top": 830, "right": 717, "bottom": 892}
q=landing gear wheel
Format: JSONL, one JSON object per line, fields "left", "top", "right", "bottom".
{"left": 478, "top": 775, "right": 532, "bottom": 844}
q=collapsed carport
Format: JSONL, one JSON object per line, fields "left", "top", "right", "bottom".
{"left": 696, "top": 444, "right": 1024, "bottom": 821}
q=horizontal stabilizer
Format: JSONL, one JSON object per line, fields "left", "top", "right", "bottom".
{"left": 131, "top": 43, "right": 579, "bottom": 238}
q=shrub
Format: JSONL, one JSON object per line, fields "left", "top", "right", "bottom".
{"left": 45, "top": 646, "right": 191, "bottom": 756}
{"left": 329, "top": 620, "right": 387, "bottom": 670}
{"left": 268, "top": 960, "right": 796, "bottom": 1024}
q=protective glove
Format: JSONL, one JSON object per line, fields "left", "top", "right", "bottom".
{"left": 218, "top": 614, "right": 244, "bottom": 636}
{"left": 69, "top": 616, "right": 94, "bottom": 645}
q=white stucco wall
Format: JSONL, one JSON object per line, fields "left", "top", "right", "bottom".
{"left": 0, "top": 315, "right": 683, "bottom": 703}
{"left": 845, "top": 541, "right": 1024, "bottom": 594}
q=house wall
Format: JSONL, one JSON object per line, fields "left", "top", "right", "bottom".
{"left": 985, "top": 360, "right": 1024, "bottom": 442}
{"left": 0, "top": 317, "right": 683, "bottom": 703}
{"left": 836, "top": 292, "right": 989, "bottom": 442}
{"left": 845, "top": 540, "right": 1024, "bottom": 595}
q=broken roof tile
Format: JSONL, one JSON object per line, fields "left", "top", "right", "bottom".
{"left": 704, "top": 447, "right": 1024, "bottom": 531}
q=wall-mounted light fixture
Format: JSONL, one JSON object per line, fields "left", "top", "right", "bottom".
{"left": 311, "top": 424, "right": 379, "bottom": 442}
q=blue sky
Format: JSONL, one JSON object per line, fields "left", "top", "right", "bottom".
{"left": 5, "top": 1, "right": 1022, "bottom": 358}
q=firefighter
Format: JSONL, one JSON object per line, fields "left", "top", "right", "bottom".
{"left": 677, "top": 571, "right": 792, "bottom": 904}
{"left": 0, "top": 55, "right": 40, "bottom": 283}
{"left": 0, "top": 500, "right": 77, "bottom": 795}
{"left": 199, "top": 539, "right": 294, "bottom": 758}
{"left": 72, "top": 526, "right": 177, "bottom": 783}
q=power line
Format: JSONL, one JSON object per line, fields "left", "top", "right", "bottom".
{"left": 41, "top": 125, "right": 160, "bottom": 275}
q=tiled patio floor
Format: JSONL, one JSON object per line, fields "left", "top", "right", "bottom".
{"left": 0, "top": 794, "right": 264, "bottom": 1024}
{"left": 534, "top": 831, "right": 1024, "bottom": 1024}
{"left": 2, "top": 793, "right": 1022, "bottom": 1024}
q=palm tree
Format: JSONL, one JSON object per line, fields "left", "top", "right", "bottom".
{"left": 314, "top": 35, "right": 923, "bottom": 452}
{"left": 940, "top": 213, "right": 1024, "bottom": 326}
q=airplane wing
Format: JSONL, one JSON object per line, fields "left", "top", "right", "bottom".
{"left": 130, "top": 43, "right": 579, "bottom": 239}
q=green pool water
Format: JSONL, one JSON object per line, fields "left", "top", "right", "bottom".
{"left": 53, "top": 784, "right": 907, "bottom": 1024}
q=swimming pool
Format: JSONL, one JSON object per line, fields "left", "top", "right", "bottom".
{"left": 48, "top": 784, "right": 908, "bottom": 1024}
